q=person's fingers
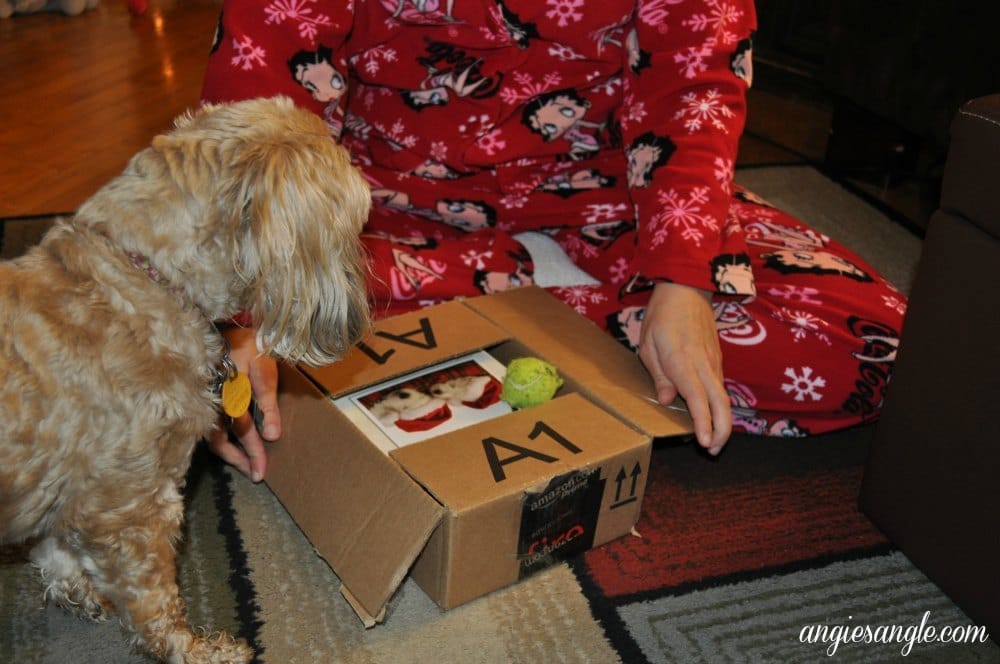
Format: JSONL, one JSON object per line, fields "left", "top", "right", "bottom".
{"left": 229, "top": 413, "right": 268, "bottom": 482}
{"left": 641, "top": 337, "right": 715, "bottom": 450}
{"left": 669, "top": 359, "right": 714, "bottom": 450}
{"left": 244, "top": 436, "right": 267, "bottom": 483}
{"left": 697, "top": 334, "right": 731, "bottom": 454}
{"left": 701, "top": 365, "right": 732, "bottom": 454}
{"left": 206, "top": 327, "right": 284, "bottom": 481}
{"left": 638, "top": 341, "right": 678, "bottom": 406}
{"left": 248, "top": 357, "right": 281, "bottom": 441}
{"left": 638, "top": 282, "right": 735, "bottom": 454}
{"left": 206, "top": 427, "right": 251, "bottom": 478}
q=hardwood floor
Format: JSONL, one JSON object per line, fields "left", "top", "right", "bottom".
{"left": 0, "top": 0, "right": 221, "bottom": 217}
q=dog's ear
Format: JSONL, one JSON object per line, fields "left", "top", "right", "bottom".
{"left": 228, "top": 127, "right": 372, "bottom": 366}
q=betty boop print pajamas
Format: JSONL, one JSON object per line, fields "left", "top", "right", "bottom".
{"left": 202, "top": 0, "right": 906, "bottom": 436}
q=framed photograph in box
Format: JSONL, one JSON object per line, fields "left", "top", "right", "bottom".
{"left": 333, "top": 351, "right": 511, "bottom": 454}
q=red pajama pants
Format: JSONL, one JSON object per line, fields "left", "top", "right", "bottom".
{"left": 362, "top": 186, "right": 906, "bottom": 438}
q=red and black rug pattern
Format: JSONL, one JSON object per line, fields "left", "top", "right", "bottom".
{"left": 571, "top": 426, "right": 897, "bottom": 662}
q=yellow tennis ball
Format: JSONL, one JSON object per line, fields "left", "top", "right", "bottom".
{"left": 501, "top": 357, "right": 564, "bottom": 408}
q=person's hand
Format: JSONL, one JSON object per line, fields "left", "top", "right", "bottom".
{"left": 207, "top": 326, "right": 281, "bottom": 482}
{"left": 638, "top": 282, "right": 732, "bottom": 455}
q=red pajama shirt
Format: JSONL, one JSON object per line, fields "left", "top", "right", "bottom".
{"left": 202, "top": 0, "right": 906, "bottom": 436}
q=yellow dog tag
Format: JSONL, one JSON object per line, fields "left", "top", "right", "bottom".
{"left": 221, "top": 371, "right": 252, "bottom": 418}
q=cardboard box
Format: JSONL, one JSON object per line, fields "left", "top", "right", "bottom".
{"left": 268, "top": 286, "right": 692, "bottom": 626}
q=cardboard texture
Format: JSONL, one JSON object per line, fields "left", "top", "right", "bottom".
{"left": 303, "top": 299, "right": 509, "bottom": 399}
{"left": 269, "top": 365, "right": 445, "bottom": 620}
{"left": 267, "top": 287, "right": 693, "bottom": 625}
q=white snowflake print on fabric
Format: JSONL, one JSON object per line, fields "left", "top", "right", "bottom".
{"left": 722, "top": 211, "right": 743, "bottom": 237}
{"left": 461, "top": 249, "right": 494, "bottom": 270}
{"left": 500, "top": 72, "right": 564, "bottom": 105}
{"left": 591, "top": 75, "right": 623, "bottom": 97}
{"left": 548, "top": 44, "right": 587, "bottom": 61}
{"left": 882, "top": 294, "right": 907, "bottom": 316}
{"left": 479, "top": 24, "right": 504, "bottom": 43}
{"left": 558, "top": 234, "right": 601, "bottom": 263}
{"left": 609, "top": 257, "right": 630, "bottom": 284}
{"left": 374, "top": 119, "right": 418, "bottom": 150}
{"left": 773, "top": 308, "right": 832, "bottom": 345}
{"left": 714, "top": 157, "right": 734, "bottom": 194}
{"left": 682, "top": 0, "right": 744, "bottom": 45}
{"left": 476, "top": 128, "right": 507, "bottom": 157}
{"left": 430, "top": 141, "right": 449, "bottom": 162}
{"left": 265, "top": 0, "right": 335, "bottom": 43}
{"left": 620, "top": 94, "right": 648, "bottom": 132}
{"left": 479, "top": 5, "right": 507, "bottom": 43}
{"left": 546, "top": 0, "right": 584, "bottom": 28}
{"left": 649, "top": 187, "right": 715, "bottom": 247}
{"left": 781, "top": 366, "right": 827, "bottom": 402}
{"left": 673, "top": 38, "right": 716, "bottom": 79}
{"left": 499, "top": 182, "right": 533, "bottom": 210}
{"left": 500, "top": 193, "right": 529, "bottom": 210}
{"left": 551, "top": 286, "right": 607, "bottom": 315}
{"left": 231, "top": 36, "right": 267, "bottom": 71}
{"left": 732, "top": 201, "right": 779, "bottom": 221}
{"left": 766, "top": 284, "right": 823, "bottom": 306}
{"left": 674, "top": 89, "right": 735, "bottom": 133}
{"left": 458, "top": 113, "right": 493, "bottom": 136}
{"left": 354, "top": 46, "right": 399, "bottom": 76}
{"left": 585, "top": 202, "right": 630, "bottom": 224}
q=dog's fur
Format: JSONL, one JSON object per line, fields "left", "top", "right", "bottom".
{"left": 370, "top": 387, "right": 436, "bottom": 424}
{"left": 0, "top": 96, "right": 371, "bottom": 662}
{"left": 429, "top": 375, "right": 493, "bottom": 405}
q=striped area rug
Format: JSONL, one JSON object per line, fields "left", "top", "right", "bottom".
{"left": 0, "top": 453, "right": 251, "bottom": 663}
{"left": 593, "top": 550, "right": 994, "bottom": 662}
{"left": 572, "top": 429, "right": 998, "bottom": 662}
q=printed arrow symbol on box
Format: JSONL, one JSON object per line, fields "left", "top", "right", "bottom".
{"left": 612, "top": 462, "right": 642, "bottom": 507}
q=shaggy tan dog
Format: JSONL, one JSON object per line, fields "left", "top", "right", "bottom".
{"left": 0, "top": 96, "right": 371, "bottom": 662}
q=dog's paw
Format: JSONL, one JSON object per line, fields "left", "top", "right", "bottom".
{"left": 31, "top": 538, "right": 113, "bottom": 622}
{"left": 47, "top": 583, "right": 114, "bottom": 622}
{"left": 40, "top": 570, "right": 113, "bottom": 622}
{"left": 185, "top": 630, "right": 254, "bottom": 664}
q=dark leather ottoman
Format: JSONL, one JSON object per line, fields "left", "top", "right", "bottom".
{"left": 860, "top": 95, "right": 1000, "bottom": 637}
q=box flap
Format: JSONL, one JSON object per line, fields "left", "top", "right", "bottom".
{"left": 301, "top": 299, "right": 510, "bottom": 398}
{"left": 340, "top": 585, "right": 387, "bottom": 628}
{"left": 392, "top": 393, "right": 649, "bottom": 511}
{"left": 268, "top": 364, "right": 446, "bottom": 623}
{"left": 463, "top": 287, "right": 693, "bottom": 438}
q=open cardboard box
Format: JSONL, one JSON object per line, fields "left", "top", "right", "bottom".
{"left": 268, "top": 286, "right": 693, "bottom": 626}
